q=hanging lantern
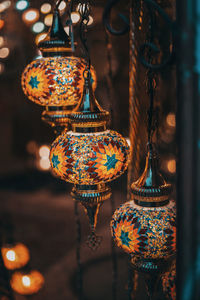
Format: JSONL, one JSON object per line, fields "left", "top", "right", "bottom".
{"left": 21, "top": 7, "right": 96, "bottom": 131}
{"left": 1, "top": 243, "right": 30, "bottom": 270}
{"left": 162, "top": 260, "right": 176, "bottom": 300}
{"left": 10, "top": 270, "right": 44, "bottom": 295}
{"left": 111, "top": 145, "right": 176, "bottom": 295}
{"left": 50, "top": 72, "right": 130, "bottom": 249}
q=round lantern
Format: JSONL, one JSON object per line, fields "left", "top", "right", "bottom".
{"left": 10, "top": 270, "right": 44, "bottom": 295}
{"left": 1, "top": 243, "right": 30, "bottom": 270}
{"left": 49, "top": 71, "right": 130, "bottom": 249}
{"left": 162, "top": 261, "right": 176, "bottom": 300}
{"left": 21, "top": 8, "right": 96, "bottom": 131}
{"left": 111, "top": 144, "right": 176, "bottom": 294}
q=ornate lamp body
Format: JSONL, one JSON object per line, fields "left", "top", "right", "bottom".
{"left": 111, "top": 146, "right": 176, "bottom": 296}
{"left": 162, "top": 261, "right": 176, "bottom": 300}
{"left": 50, "top": 73, "right": 130, "bottom": 248}
{"left": 21, "top": 9, "right": 96, "bottom": 131}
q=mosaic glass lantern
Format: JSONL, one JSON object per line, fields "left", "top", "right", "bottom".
{"left": 111, "top": 144, "right": 176, "bottom": 295}
{"left": 162, "top": 260, "right": 176, "bottom": 300}
{"left": 10, "top": 270, "right": 44, "bottom": 295}
{"left": 1, "top": 243, "right": 30, "bottom": 270}
{"left": 50, "top": 72, "right": 130, "bottom": 249}
{"left": 21, "top": 8, "right": 96, "bottom": 131}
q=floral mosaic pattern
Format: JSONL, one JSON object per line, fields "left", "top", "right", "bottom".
{"left": 50, "top": 130, "right": 130, "bottom": 185}
{"left": 111, "top": 201, "right": 176, "bottom": 259}
{"left": 21, "top": 56, "right": 96, "bottom": 106}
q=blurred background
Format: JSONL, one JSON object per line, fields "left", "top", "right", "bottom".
{"left": 0, "top": 0, "right": 176, "bottom": 299}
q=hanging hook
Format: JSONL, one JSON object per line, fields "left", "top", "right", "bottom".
{"left": 103, "top": 0, "right": 129, "bottom": 35}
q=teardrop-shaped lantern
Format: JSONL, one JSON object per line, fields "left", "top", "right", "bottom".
{"left": 50, "top": 71, "right": 130, "bottom": 249}
{"left": 21, "top": 7, "right": 96, "bottom": 131}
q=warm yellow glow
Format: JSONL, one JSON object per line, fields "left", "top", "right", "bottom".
{"left": 44, "top": 13, "right": 53, "bottom": 26}
{"left": 166, "top": 113, "right": 176, "bottom": 127}
{"left": 22, "top": 276, "right": 31, "bottom": 287}
{"left": 11, "top": 271, "right": 44, "bottom": 295}
{"left": 58, "top": 1, "right": 66, "bottom": 11}
{"left": 2, "top": 243, "right": 30, "bottom": 270}
{"left": 0, "top": 19, "right": 5, "bottom": 29}
{"left": 71, "top": 12, "right": 80, "bottom": 24}
{"left": 35, "top": 32, "right": 47, "bottom": 45}
{"left": 167, "top": 159, "right": 176, "bottom": 174}
{"left": 6, "top": 250, "right": 16, "bottom": 262}
{"left": 0, "top": 36, "right": 4, "bottom": 47}
{"left": 22, "top": 9, "right": 39, "bottom": 24}
{"left": 0, "top": 47, "right": 9, "bottom": 58}
{"left": 0, "top": 62, "right": 4, "bottom": 74}
{"left": 39, "top": 145, "right": 50, "bottom": 159}
{"left": 40, "top": 3, "right": 51, "bottom": 14}
{"left": 83, "top": 15, "right": 93, "bottom": 26}
{"left": 39, "top": 158, "right": 51, "bottom": 171}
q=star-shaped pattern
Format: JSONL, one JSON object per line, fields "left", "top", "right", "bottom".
{"left": 120, "top": 230, "right": 131, "bottom": 247}
{"left": 28, "top": 76, "right": 40, "bottom": 89}
{"left": 51, "top": 154, "right": 60, "bottom": 169}
{"left": 104, "top": 154, "right": 118, "bottom": 171}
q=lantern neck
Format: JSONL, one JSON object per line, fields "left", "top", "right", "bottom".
{"left": 39, "top": 8, "right": 74, "bottom": 57}
{"left": 70, "top": 73, "right": 110, "bottom": 133}
{"left": 131, "top": 144, "right": 172, "bottom": 207}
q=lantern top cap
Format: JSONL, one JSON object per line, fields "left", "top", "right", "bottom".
{"left": 69, "top": 70, "right": 110, "bottom": 132}
{"left": 38, "top": 8, "right": 74, "bottom": 56}
{"left": 131, "top": 143, "right": 172, "bottom": 206}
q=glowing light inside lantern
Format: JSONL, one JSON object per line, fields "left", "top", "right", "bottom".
{"left": 44, "top": 14, "right": 53, "bottom": 26}
{"left": 32, "top": 22, "right": 45, "bottom": 33}
{"left": 71, "top": 12, "right": 80, "bottom": 24}
{"left": 40, "top": 3, "right": 51, "bottom": 14}
{"left": 22, "top": 9, "right": 39, "bottom": 24}
{"left": 0, "top": 47, "right": 9, "bottom": 58}
{"left": 166, "top": 113, "right": 176, "bottom": 127}
{"left": 6, "top": 250, "right": 16, "bottom": 262}
{"left": 16, "top": 0, "right": 29, "bottom": 11}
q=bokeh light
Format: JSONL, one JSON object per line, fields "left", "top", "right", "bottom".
{"left": 16, "top": 0, "right": 29, "bottom": 11}
{"left": 167, "top": 159, "right": 176, "bottom": 174}
{"left": 35, "top": 32, "right": 47, "bottom": 45}
{"left": 22, "top": 9, "right": 39, "bottom": 24}
{"left": 44, "top": 14, "right": 53, "bottom": 27}
{"left": 166, "top": 113, "right": 176, "bottom": 127}
{"left": 0, "top": 36, "right": 4, "bottom": 47}
{"left": 0, "top": 0, "right": 11, "bottom": 13}
{"left": 64, "top": 26, "right": 69, "bottom": 35}
{"left": 10, "top": 270, "right": 44, "bottom": 295}
{"left": 0, "top": 62, "right": 5, "bottom": 74}
{"left": 83, "top": 15, "right": 93, "bottom": 26}
{"left": 58, "top": 1, "right": 66, "bottom": 11}
{"left": 0, "top": 47, "right": 9, "bottom": 58}
{"left": 0, "top": 20, "right": 5, "bottom": 30}
{"left": 71, "top": 12, "right": 80, "bottom": 24}
{"left": 32, "top": 22, "right": 45, "bottom": 33}
{"left": 39, "top": 145, "right": 50, "bottom": 159}
{"left": 2, "top": 243, "right": 30, "bottom": 270}
{"left": 40, "top": 3, "right": 51, "bottom": 14}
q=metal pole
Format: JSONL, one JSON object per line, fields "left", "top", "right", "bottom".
{"left": 176, "top": 0, "right": 200, "bottom": 299}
